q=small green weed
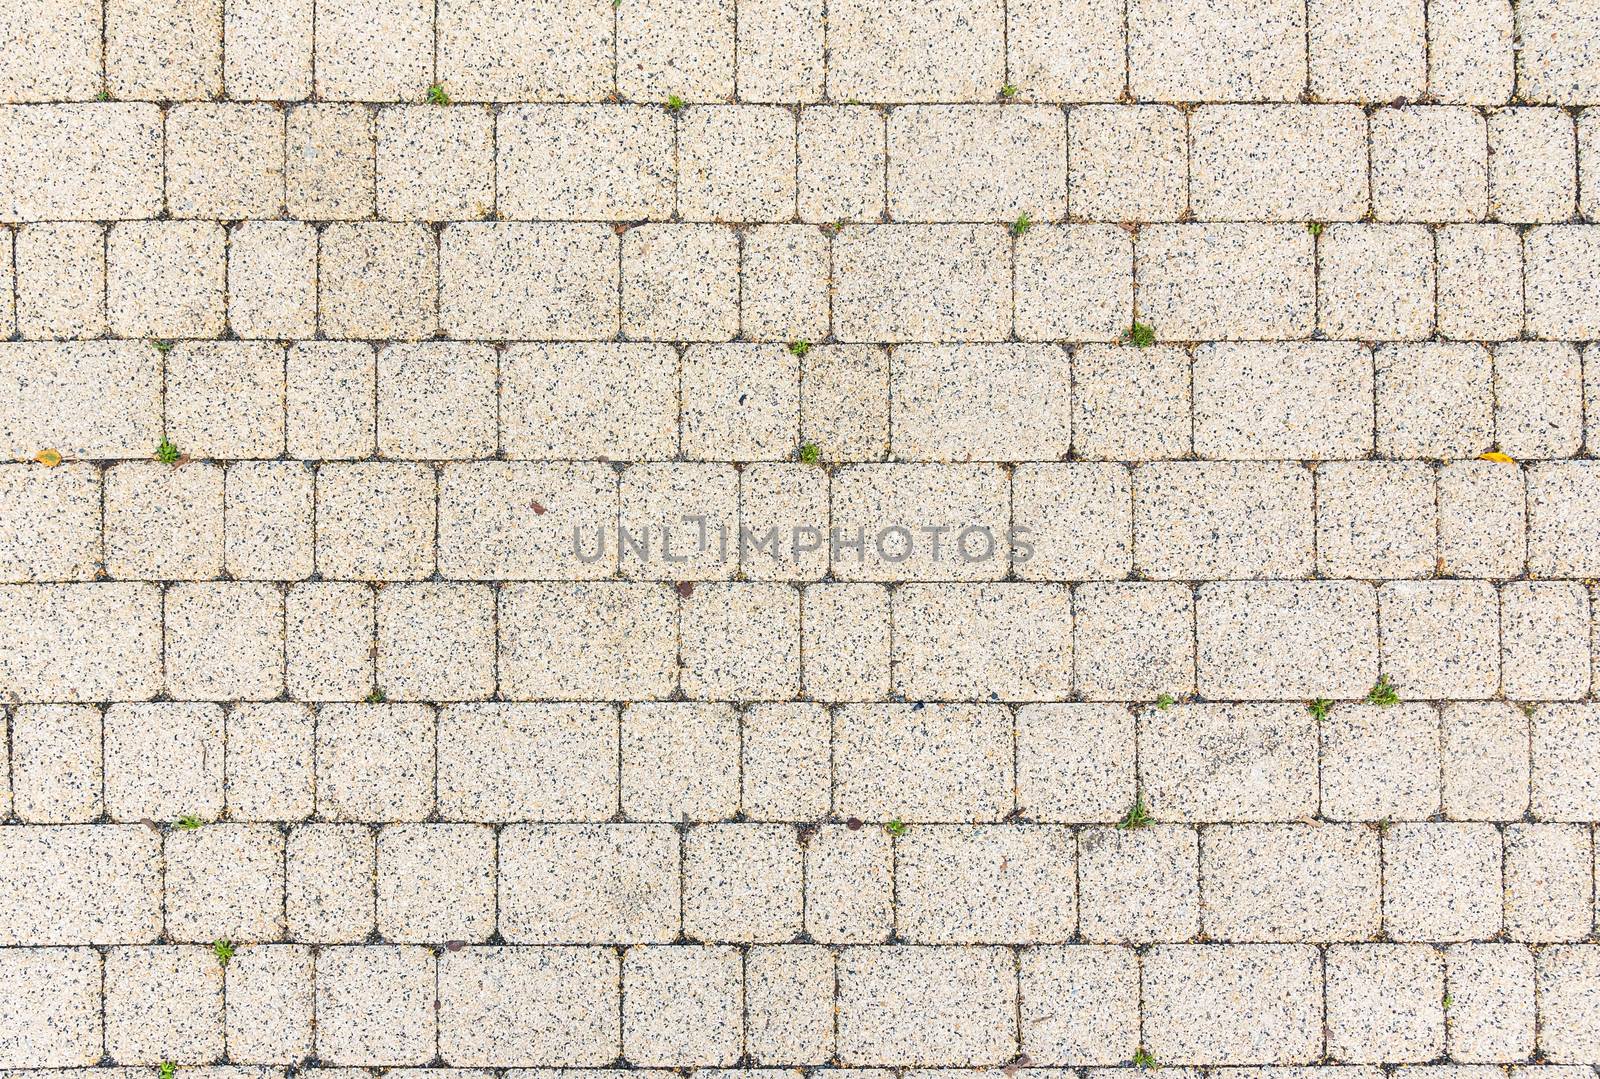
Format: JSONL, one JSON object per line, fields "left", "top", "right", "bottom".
{"left": 1366, "top": 675, "right": 1399, "bottom": 706}
{"left": 212, "top": 939, "right": 236, "bottom": 967}
{"left": 426, "top": 83, "right": 450, "bottom": 105}
{"left": 365, "top": 687, "right": 387, "bottom": 704}
{"left": 666, "top": 94, "right": 685, "bottom": 112}
{"left": 175, "top": 814, "right": 203, "bottom": 831}
{"left": 788, "top": 340, "right": 811, "bottom": 357}
{"left": 884, "top": 817, "right": 908, "bottom": 837}
{"left": 152, "top": 340, "right": 173, "bottom": 354}
{"left": 799, "top": 441, "right": 821, "bottom": 464}
{"left": 96, "top": 89, "right": 111, "bottom": 102}
{"left": 160, "top": 1064, "right": 176, "bottom": 1079}
{"left": 155, "top": 439, "right": 180, "bottom": 464}
{"left": 1128, "top": 321, "right": 1155, "bottom": 348}
{"left": 1307, "top": 221, "right": 1324, "bottom": 236}
{"left": 1010, "top": 211, "right": 1033, "bottom": 237}
{"left": 1117, "top": 795, "right": 1152, "bottom": 830}
{"left": 1308, "top": 698, "right": 1332, "bottom": 722}
{"left": 1133, "top": 1048, "right": 1159, "bottom": 1069}
{"left": 999, "top": 83, "right": 1018, "bottom": 99}
{"left": 1154, "top": 693, "right": 1175, "bottom": 711}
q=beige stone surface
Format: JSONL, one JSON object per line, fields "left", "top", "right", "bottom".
{"left": 3, "top": 8, "right": 1600, "bottom": 1072}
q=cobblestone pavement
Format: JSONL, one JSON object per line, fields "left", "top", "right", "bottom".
{"left": 4, "top": 0, "right": 1600, "bottom": 1073}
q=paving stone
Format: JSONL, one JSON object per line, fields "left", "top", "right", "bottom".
{"left": 165, "top": 581, "right": 284, "bottom": 700}
{"left": 228, "top": 222, "right": 318, "bottom": 339}
{"left": 1442, "top": 703, "right": 1530, "bottom": 821}
{"left": 1015, "top": 703, "right": 1135, "bottom": 823}
{"left": 897, "top": 824, "right": 1076, "bottom": 943}
{"left": 621, "top": 703, "right": 740, "bottom": 821}
{"left": 1326, "top": 944, "right": 1444, "bottom": 1063}
{"left": 1528, "top": 463, "right": 1600, "bottom": 576}
{"left": 1383, "top": 823, "right": 1504, "bottom": 941}
{"left": 377, "top": 824, "right": 496, "bottom": 943}
{"left": 499, "top": 583, "right": 677, "bottom": 699}
{"left": 1129, "top": 0, "right": 1306, "bottom": 101}
{"left": 0, "top": 0, "right": 101, "bottom": 102}
{"left": 1379, "top": 582, "right": 1500, "bottom": 700}
{"left": 1072, "top": 344, "right": 1191, "bottom": 460}
{"left": 682, "top": 344, "right": 799, "bottom": 461}
{"left": 834, "top": 704, "right": 1012, "bottom": 821}
{"left": 896, "top": 350, "right": 1068, "bottom": 461}
{"left": 1074, "top": 582, "right": 1194, "bottom": 700}
{"left": 315, "top": 462, "right": 435, "bottom": 581}
{"left": 1190, "top": 105, "right": 1368, "bottom": 220}
{"left": 892, "top": 583, "right": 1070, "bottom": 702}
{"left": 167, "top": 342, "right": 285, "bottom": 460}
{"left": 1197, "top": 582, "right": 1378, "bottom": 699}
{"left": 0, "top": 825, "right": 160, "bottom": 943}
{"left": 739, "top": 463, "right": 829, "bottom": 580}
{"left": 737, "top": 0, "right": 823, "bottom": 101}
{"left": 440, "top": 947, "right": 619, "bottom": 1065}
{"left": 1376, "top": 343, "right": 1493, "bottom": 458}
{"left": 1503, "top": 823, "right": 1594, "bottom": 942}
{"left": 285, "top": 824, "right": 375, "bottom": 942}
{"left": 286, "top": 104, "right": 375, "bottom": 220}
{"left": 0, "top": 947, "right": 103, "bottom": 1065}
{"left": 226, "top": 703, "right": 314, "bottom": 821}
{"left": 746, "top": 945, "right": 834, "bottom": 1063}
{"left": 315, "top": 945, "right": 436, "bottom": 1064}
{"left": 1011, "top": 463, "right": 1131, "bottom": 582}
{"left": 1438, "top": 460, "right": 1525, "bottom": 578}
{"left": 165, "top": 103, "right": 283, "bottom": 219}
{"left": 1140, "top": 703, "right": 1318, "bottom": 821}
{"left": 805, "top": 824, "right": 893, "bottom": 943}
{"left": 1317, "top": 223, "right": 1436, "bottom": 340}
{"left": 1137, "top": 225, "right": 1315, "bottom": 340}
{"left": 0, "top": 583, "right": 162, "bottom": 701}
{"left": 1196, "top": 341, "right": 1372, "bottom": 458}
{"left": 103, "top": 701, "right": 223, "bottom": 820}
{"left": 682, "top": 823, "right": 803, "bottom": 942}
{"left": 0, "top": 463, "right": 100, "bottom": 582}
{"left": 1077, "top": 823, "right": 1199, "bottom": 942}
{"left": 741, "top": 702, "right": 831, "bottom": 818}
{"left": 377, "top": 105, "right": 495, "bottom": 221}
{"left": 224, "top": 944, "right": 314, "bottom": 1063}
{"left": 285, "top": 582, "right": 374, "bottom": 701}
{"left": 315, "top": 704, "right": 435, "bottom": 822}
{"left": 225, "top": 462, "right": 314, "bottom": 580}
{"left": 1317, "top": 462, "right": 1436, "bottom": 580}
{"left": 827, "top": 0, "right": 1004, "bottom": 102}
{"left": 1142, "top": 945, "right": 1322, "bottom": 1064}
{"left": 1322, "top": 704, "right": 1441, "bottom": 821}
{"left": 1308, "top": 0, "right": 1425, "bottom": 101}
{"left": 1019, "top": 945, "right": 1138, "bottom": 1063}
{"left": 1133, "top": 461, "right": 1312, "bottom": 579}
{"left": 0, "top": 105, "right": 162, "bottom": 221}
{"left": 104, "top": 945, "right": 224, "bottom": 1062}
{"left": 14, "top": 222, "right": 105, "bottom": 339}
{"left": 438, "top": 703, "right": 617, "bottom": 822}
{"left": 106, "top": 221, "right": 226, "bottom": 338}
{"left": 106, "top": 0, "right": 221, "bottom": 100}
{"left": 837, "top": 946, "right": 1016, "bottom": 1065}
{"left": 1202, "top": 824, "right": 1381, "bottom": 942}
{"left": 1068, "top": 104, "right": 1187, "bottom": 222}
{"left": 501, "top": 343, "right": 676, "bottom": 459}
{"left": 1526, "top": 226, "right": 1600, "bottom": 338}
{"left": 1430, "top": 0, "right": 1515, "bottom": 104}
{"left": 1445, "top": 943, "right": 1536, "bottom": 1062}
{"left": 437, "top": 0, "right": 612, "bottom": 101}
{"left": 622, "top": 946, "right": 742, "bottom": 1066}
{"left": 1518, "top": 0, "right": 1600, "bottom": 103}
{"left": 1534, "top": 945, "right": 1600, "bottom": 1061}
{"left": 165, "top": 823, "right": 285, "bottom": 942}
{"left": 1501, "top": 581, "right": 1591, "bottom": 701}
{"left": 314, "top": 0, "right": 431, "bottom": 101}
{"left": 224, "top": 0, "right": 310, "bottom": 99}
{"left": 1436, "top": 225, "right": 1526, "bottom": 341}
{"left": 833, "top": 225, "right": 1010, "bottom": 342}
{"left": 617, "top": 0, "right": 733, "bottom": 101}
{"left": 9, "top": 704, "right": 101, "bottom": 822}
{"left": 1013, "top": 226, "right": 1132, "bottom": 341}
{"left": 318, "top": 222, "right": 437, "bottom": 341}
{"left": 889, "top": 106, "right": 1065, "bottom": 221}
{"left": 621, "top": 223, "right": 738, "bottom": 341}
{"left": 797, "top": 106, "right": 883, "bottom": 223}
{"left": 1531, "top": 705, "right": 1600, "bottom": 820}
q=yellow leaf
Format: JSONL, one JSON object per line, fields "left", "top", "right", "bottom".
{"left": 1479, "top": 451, "right": 1516, "bottom": 464}
{"left": 33, "top": 448, "right": 61, "bottom": 467}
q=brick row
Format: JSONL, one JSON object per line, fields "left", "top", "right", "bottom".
{"left": 3, "top": 940, "right": 1600, "bottom": 1065}
{"left": 3, "top": 219, "right": 1598, "bottom": 342}
{"left": 5, "top": 0, "right": 1598, "bottom": 106}
{"left": 2, "top": 701, "right": 1597, "bottom": 822}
